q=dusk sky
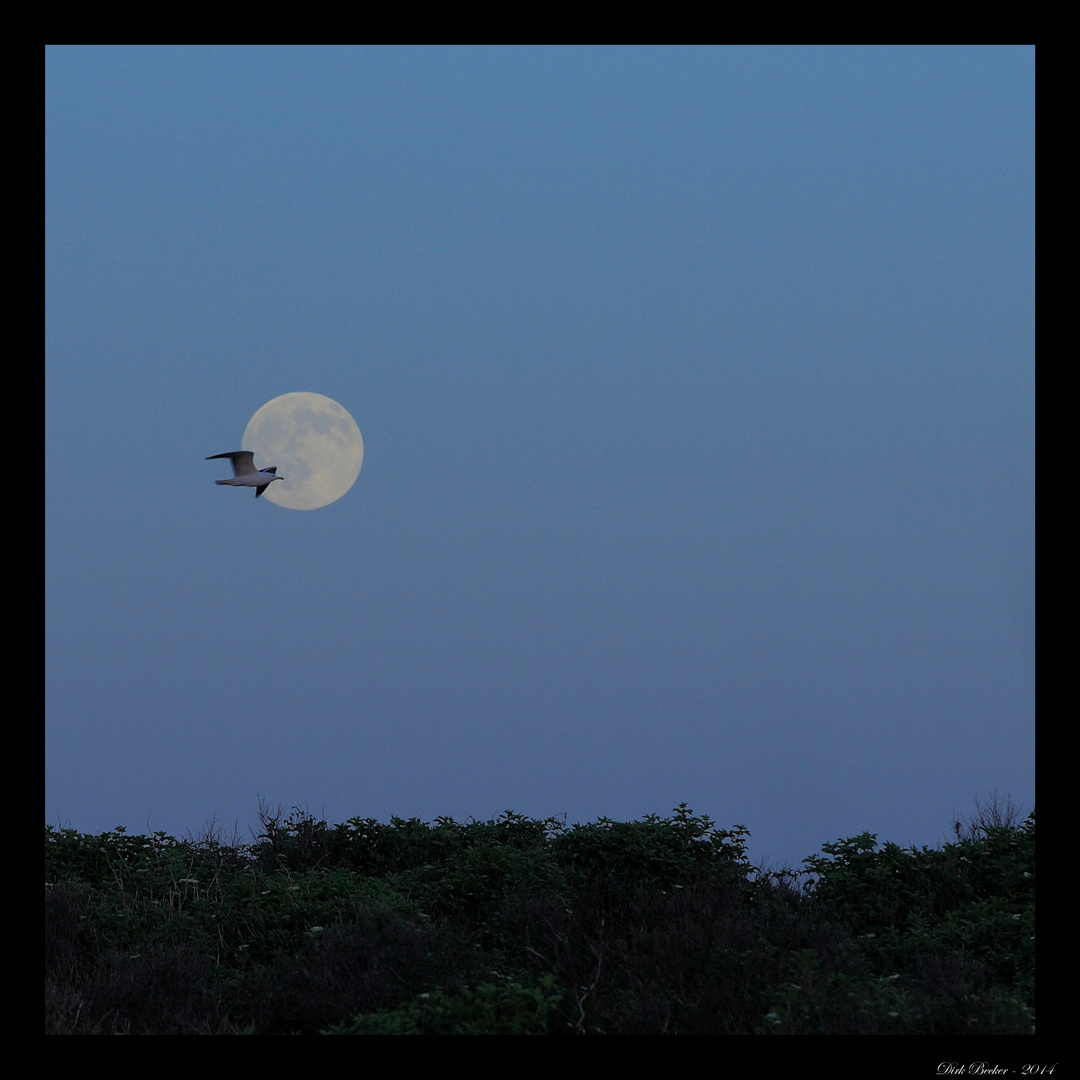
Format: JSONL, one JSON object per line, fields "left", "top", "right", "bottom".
{"left": 45, "top": 46, "right": 1034, "bottom": 868}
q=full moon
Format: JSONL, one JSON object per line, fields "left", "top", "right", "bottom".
{"left": 243, "top": 392, "right": 363, "bottom": 510}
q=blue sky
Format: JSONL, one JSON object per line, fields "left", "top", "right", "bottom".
{"left": 45, "top": 46, "right": 1034, "bottom": 867}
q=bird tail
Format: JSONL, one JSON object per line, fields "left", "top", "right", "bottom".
{"left": 215, "top": 480, "right": 230, "bottom": 486}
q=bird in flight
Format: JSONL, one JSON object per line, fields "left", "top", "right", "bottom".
{"left": 206, "top": 451, "right": 283, "bottom": 498}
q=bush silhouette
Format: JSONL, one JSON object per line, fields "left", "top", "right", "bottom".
{"left": 45, "top": 799, "right": 1034, "bottom": 1035}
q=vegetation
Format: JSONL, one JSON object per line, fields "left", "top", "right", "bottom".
{"left": 45, "top": 797, "right": 1034, "bottom": 1034}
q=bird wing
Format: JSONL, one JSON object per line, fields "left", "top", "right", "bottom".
{"left": 206, "top": 451, "right": 257, "bottom": 477}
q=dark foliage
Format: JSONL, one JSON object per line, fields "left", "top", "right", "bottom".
{"left": 45, "top": 800, "right": 1034, "bottom": 1034}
